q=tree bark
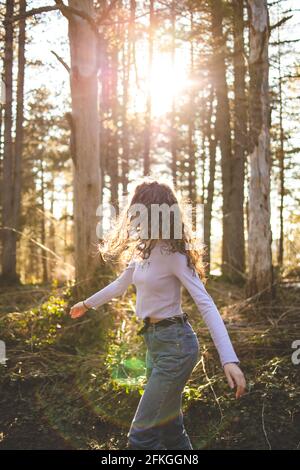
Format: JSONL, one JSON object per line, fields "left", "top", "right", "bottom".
{"left": 231, "top": 0, "right": 247, "bottom": 283}
{"left": 13, "top": 0, "right": 26, "bottom": 276}
{"left": 204, "top": 85, "right": 217, "bottom": 272}
{"left": 188, "top": 12, "right": 196, "bottom": 203}
{"left": 40, "top": 160, "right": 48, "bottom": 283}
{"left": 109, "top": 41, "right": 120, "bottom": 211}
{"left": 246, "top": 0, "right": 273, "bottom": 299}
{"left": 210, "top": 0, "right": 233, "bottom": 281}
{"left": 143, "top": 0, "right": 154, "bottom": 176}
{"left": 1, "top": 0, "right": 19, "bottom": 285}
{"left": 121, "top": 28, "right": 130, "bottom": 191}
{"left": 99, "top": 35, "right": 109, "bottom": 205}
{"left": 170, "top": 1, "right": 177, "bottom": 185}
{"left": 277, "top": 24, "right": 284, "bottom": 267}
{"left": 48, "top": 188, "right": 56, "bottom": 279}
{"left": 68, "top": 0, "right": 101, "bottom": 292}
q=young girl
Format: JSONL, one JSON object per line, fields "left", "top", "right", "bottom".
{"left": 70, "top": 179, "right": 246, "bottom": 450}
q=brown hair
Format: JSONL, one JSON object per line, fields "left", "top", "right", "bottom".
{"left": 99, "top": 176, "right": 207, "bottom": 281}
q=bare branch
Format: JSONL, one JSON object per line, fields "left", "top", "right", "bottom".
{"left": 9, "top": 0, "right": 119, "bottom": 40}
{"left": 270, "top": 38, "right": 300, "bottom": 46}
{"left": 270, "top": 14, "right": 293, "bottom": 31}
{"left": 9, "top": 5, "right": 60, "bottom": 23}
{"left": 54, "top": 0, "right": 99, "bottom": 36}
{"left": 51, "top": 50, "right": 70, "bottom": 73}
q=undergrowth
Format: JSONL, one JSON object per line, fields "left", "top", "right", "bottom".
{"left": 0, "top": 278, "right": 299, "bottom": 449}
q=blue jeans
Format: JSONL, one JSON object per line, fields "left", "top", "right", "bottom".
{"left": 127, "top": 319, "right": 200, "bottom": 450}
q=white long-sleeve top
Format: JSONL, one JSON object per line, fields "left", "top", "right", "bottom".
{"left": 85, "top": 240, "right": 239, "bottom": 367}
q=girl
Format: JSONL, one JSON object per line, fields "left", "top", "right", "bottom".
{"left": 70, "top": 178, "right": 246, "bottom": 450}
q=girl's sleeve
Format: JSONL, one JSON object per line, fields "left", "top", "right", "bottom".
{"left": 170, "top": 252, "right": 239, "bottom": 367}
{"left": 84, "top": 259, "right": 136, "bottom": 309}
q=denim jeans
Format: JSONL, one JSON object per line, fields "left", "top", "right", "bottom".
{"left": 127, "top": 319, "right": 200, "bottom": 450}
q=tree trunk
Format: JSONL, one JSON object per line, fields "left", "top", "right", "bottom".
{"left": 13, "top": 0, "right": 26, "bottom": 278}
{"left": 188, "top": 12, "right": 196, "bottom": 203}
{"left": 277, "top": 26, "right": 284, "bottom": 267}
{"left": 170, "top": 1, "right": 177, "bottom": 185}
{"left": 99, "top": 36, "right": 109, "bottom": 205}
{"left": 110, "top": 42, "right": 120, "bottom": 211}
{"left": 246, "top": 0, "right": 273, "bottom": 299}
{"left": 231, "top": 0, "right": 247, "bottom": 283}
{"left": 68, "top": 0, "right": 101, "bottom": 293}
{"left": 210, "top": 0, "right": 233, "bottom": 281}
{"left": 40, "top": 160, "right": 48, "bottom": 284}
{"left": 48, "top": 188, "right": 56, "bottom": 279}
{"left": 204, "top": 86, "right": 217, "bottom": 272}
{"left": 1, "top": 0, "right": 20, "bottom": 285}
{"left": 143, "top": 0, "right": 154, "bottom": 176}
{"left": 121, "top": 33, "right": 130, "bottom": 191}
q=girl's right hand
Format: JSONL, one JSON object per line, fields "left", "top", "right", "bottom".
{"left": 70, "top": 301, "right": 89, "bottom": 319}
{"left": 223, "top": 363, "right": 247, "bottom": 399}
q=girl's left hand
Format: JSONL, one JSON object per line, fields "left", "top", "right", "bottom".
{"left": 223, "top": 363, "right": 246, "bottom": 399}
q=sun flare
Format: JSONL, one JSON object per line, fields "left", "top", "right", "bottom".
{"left": 150, "top": 54, "right": 188, "bottom": 116}
{"left": 132, "top": 50, "right": 190, "bottom": 117}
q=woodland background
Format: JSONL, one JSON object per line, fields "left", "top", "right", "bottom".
{"left": 0, "top": 0, "right": 299, "bottom": 450}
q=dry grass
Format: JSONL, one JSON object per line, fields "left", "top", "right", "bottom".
{"left": 0, "top": 278, "right": 299, "bottom": 449}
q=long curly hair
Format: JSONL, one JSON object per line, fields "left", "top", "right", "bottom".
{"left": 99, "top": 176, "right": 207, "bottom": 281}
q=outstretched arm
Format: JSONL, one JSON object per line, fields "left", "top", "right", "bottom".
{"left": 70, "top": 259, "right": 135, "bottom": 319}
{"left": 84, "top": 259, "right": 136, "bottom": 309}
{"left": 169, "top": 252, "right": 246, "bottom": 398}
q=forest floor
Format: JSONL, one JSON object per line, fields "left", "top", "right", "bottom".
{"left": 0, "top": 276, "right": 300, "bottom": 450}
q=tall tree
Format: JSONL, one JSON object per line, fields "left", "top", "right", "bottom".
{"left": 210, "top": 0, "right": 233, "bottom": 281}
{"left": 170, "top": 0, "right": 177, "bottom": 185}
{"left": 204, "top": 85, "right": 217, "bottom": 271}
{"left": 143, "top": 0, "right": 154, "bottom": 176}
{"left": 187, "top": 11, "right": 197, "bottom": 203}
{"left": 276, "top": 19, "right": 285, "bottom": 267}
{"left": 210, "top": 0, "right": 246, "bottom": 283}
{"left": 246, "top": 0, "right": 273, "bottom": 299}
{"left": 109, "top": 40, "right": 120, "bottom": 210}
{"left": 67, "top": 0, "right": 101, "bottom": 292}
{"left": 231, "top": 0, "right": 247, "bottom": 283}
{"left": 1, "top": 0, "right": 18, "bottom": 284}
{"left": 99, "top": 35, "right": 109, "bottom": 204}
{"left": 13, "top": 0, "right": 26, "bottom": 278}
{"left": 39, "top": 158, "right": 48, "bottom": 283}
{"left": 121, "top": 4, "right": 130, "bottom": 191}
